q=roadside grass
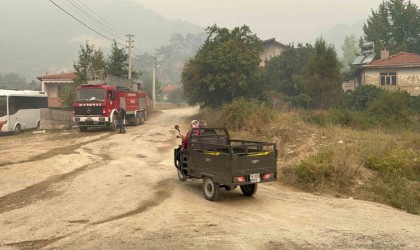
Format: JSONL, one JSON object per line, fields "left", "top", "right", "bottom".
{"left": 201, "top": 104, "right": 420, "bottom": 214}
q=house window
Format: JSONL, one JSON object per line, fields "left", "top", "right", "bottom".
{"left": 380, "top": 72, "right": 397, "bottom": 86}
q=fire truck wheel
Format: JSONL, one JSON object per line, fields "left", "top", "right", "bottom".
{"left": 139, "top": 112, "right": 145, "bottom": 125}
{"left": 109, "top": 114, "right": 118, "bottom": 130}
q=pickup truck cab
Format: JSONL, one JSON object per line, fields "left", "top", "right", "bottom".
{"left": 174, "top": 127, "right": 278, "bottom": 201}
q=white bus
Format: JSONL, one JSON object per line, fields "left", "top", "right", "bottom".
{"left": 0, "top": 89, "right": 48, "bottom": 133}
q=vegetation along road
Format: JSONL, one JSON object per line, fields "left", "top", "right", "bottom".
{"left": 0, "top": 107, "right": 419, "bottom": 249}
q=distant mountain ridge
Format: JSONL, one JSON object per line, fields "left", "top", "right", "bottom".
{"left": 319, "top": 20, "right": 365, "bottom": 56}
{"left": 0, "top": 0, "right": 204, "bottom": 81}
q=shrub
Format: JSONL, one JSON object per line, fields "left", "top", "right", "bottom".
{"left": 294, "top": 149, "right": 353, "bottom": 192}
{"left": 366, "top": 91, "right": 413, "bottom": 127}
{"left": 361, "top": 173, "right": 420, "bottom": 214}
{"left": 345, "top": 85, "right": 384, "bottom": 111}
{"left": 365, "top": 147, "right": 419, "bottom": 181}
{"left": 218, "top": 98, "right": 275, "bottom": 132}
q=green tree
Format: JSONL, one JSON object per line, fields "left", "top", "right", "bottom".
{"left": 142, "top": 77, "right": 162, "bottom": 100}
{"left": 155, "top": 32, "right": 206, "bottom": 84}
{"left": 107, "top": 42, "right": 139, "bottom": 79}
{"left": 73, "top": 42, "right": 106, "bottom": 84}
{"left": 263, "top": 43, "right": 314, "bottom": 96}
{"left": 362, "top": 0, "right": 420, "bottom": 54}
{"left": 182, "top": 25, "right": 262, "bottom": 108}
{"left": 59, "top": 42, "right": 106, "bottom": 107}
{"left": 300, "top": 38, "right": 343, "bottom": 109}
{"left": 340, "top": 35, "right": 360, "bottom": 71}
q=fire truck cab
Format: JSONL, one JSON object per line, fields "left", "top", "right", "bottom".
{"left": 72, "top": 76, "right": 150, "bottom": 132}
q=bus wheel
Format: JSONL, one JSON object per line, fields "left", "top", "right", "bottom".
{"left": 14, "top": 124, "right": 21, "bottom": 134}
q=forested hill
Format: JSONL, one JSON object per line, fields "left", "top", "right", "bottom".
{"left": 0, "top": 0, "right": 203, "bottom": 81}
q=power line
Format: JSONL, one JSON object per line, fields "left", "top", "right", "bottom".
{"left": 66, "top": 0, "right": 125, "bottom": 42}
{"left": 71, "top": 0, "right": 147, "bottom": 54}
{"left": 59, "top": 0, "right": 126, "bottom": 46}
{"left": 74, "top": 0, "right": 128, "bottom": 38}
{"left": 51, "top": 0, "right": 149, "bottom": 55}
{"left": 49, "top": 0, "right": 126, "bottom": 48}
{"left": 72, "top": 0, "right": 148, "bottom": 54}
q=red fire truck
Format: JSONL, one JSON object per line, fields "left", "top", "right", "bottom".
{"left": 72, "top": 76, "right": 150, "bottom": 131}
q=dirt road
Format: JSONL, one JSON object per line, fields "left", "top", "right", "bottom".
{"left": 0, "top": 107, "right": 419, "bottom": 249}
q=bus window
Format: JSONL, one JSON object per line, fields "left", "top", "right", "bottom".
{"left": 8, "top": 97, "right": 17, "bottom": 115}
{"left": 0, "top": 97, "right": 6, "bottom": 117}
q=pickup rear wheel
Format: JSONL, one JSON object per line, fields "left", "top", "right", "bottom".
{"left": 203, "top": 177, "right": 220, "bottom": 201}
{"left": 240, "top": 184, "right": 258, "bottom": 197}
{"left": 178, "top": 169, "right": 188, "bottom": 182}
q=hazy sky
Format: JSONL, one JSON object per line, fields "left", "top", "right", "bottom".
{"left": 135, "top": 0, "right": 385, "bottom": 43}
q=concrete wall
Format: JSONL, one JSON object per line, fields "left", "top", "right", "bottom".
{"left": 362, "top": 67, "right": 420, "bottom": 96}
{"left": 40, "top": 108, "right": 73, "bottom": 130}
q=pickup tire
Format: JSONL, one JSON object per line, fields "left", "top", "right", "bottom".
{"left": 240, "top": 184, "right": 258, "bottom": 197}
{"left": 178, "top": 169, "right": 188, "bottom": 182}
{"left": 203, "top": 177, "right": 220, "bottom": 201}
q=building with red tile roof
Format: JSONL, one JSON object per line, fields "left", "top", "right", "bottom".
{"left": 360, "top": 52, "right": 420, "bottom": 96}
{"left": 37, "top": 72, "right": 77, "bottom": 107}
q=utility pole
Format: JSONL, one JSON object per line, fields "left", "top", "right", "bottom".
{"left": 152, "top": 57, "right": 156, "bottom": 110}
{"left": 126, "top": 34, "right": 134, "bottom": 80}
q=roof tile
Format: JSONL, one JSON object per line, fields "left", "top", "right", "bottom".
{"left": 365, "top": 52, "right": 420, "bottom": 67}
{"left": 37, "top": 72, "right": 76, "bottom": 80}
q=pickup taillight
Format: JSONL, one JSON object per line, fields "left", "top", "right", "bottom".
{"left": 263, "top": 173, "right": 275, "bottom": 180}
{"left": 233, "top": 176, "right": 246, "bottom": 183}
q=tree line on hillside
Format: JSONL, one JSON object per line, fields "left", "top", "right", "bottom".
{"left": 0, "top": 73, "right": 39, "bottom": 90}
